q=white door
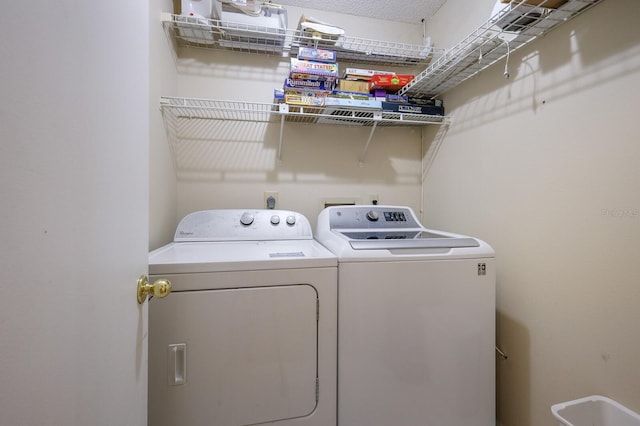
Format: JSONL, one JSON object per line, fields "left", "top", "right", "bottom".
{"left": 0, "top": 2, "right": 150, "bottom": 425}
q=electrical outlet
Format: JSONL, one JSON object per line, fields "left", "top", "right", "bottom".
{"left": 264, "top": 191, "right": 278, "bottom": 209}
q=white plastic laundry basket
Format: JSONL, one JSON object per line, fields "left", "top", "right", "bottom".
{"left": 551, "top": 395, "right": 640, "bottom": 426}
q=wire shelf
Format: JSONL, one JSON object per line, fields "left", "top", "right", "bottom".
{"left": 399, "top": 0, "right": 605, "bottom": 98}
{"left": 161, "top": 96, "right": 448, "bottom": 128}
{"left": 160, "top": 0, "right": 605, "bottom": 163}
{"left": 160, "top": 96, "right": 449, "bottom": 162}
{"left": 162, "top": 13, "right": 440, "bottom": 67}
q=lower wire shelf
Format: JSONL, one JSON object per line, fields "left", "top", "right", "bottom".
{"left": 160, "top": 96, "right": 450, "bottom": 163}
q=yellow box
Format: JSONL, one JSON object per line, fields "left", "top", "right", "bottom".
{"left": 338, "top": 80, "right": 370, "bottom": 94}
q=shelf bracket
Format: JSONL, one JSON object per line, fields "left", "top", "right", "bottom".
{"left": 277, "top": 104, "right": 289, "bottom": 162}
{"left": 358, "top": 111, "right": 382, "bottom": 165}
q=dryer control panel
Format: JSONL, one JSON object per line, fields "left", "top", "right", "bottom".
{"left": 174, "top": 209, "right": 313, "bottom": 242}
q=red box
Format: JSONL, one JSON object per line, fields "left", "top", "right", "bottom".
{"left": 370, "top": 74, "right": 414, "bottom": 91}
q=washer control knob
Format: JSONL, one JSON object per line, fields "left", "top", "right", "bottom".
{"left": 366, "top": 210, "right": 379, "bottom": 221}
{"left": 286, "top": 215, "right": 296, "bottom": 226}
{"left": 270, "top": 215, "right": 280, "bottom": 225}
{"left": 240, "top": 212, "right": 254, "bottom": 226}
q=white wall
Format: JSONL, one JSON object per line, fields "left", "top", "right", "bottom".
{"left": 149, "top": 0, "right": 179, "bottom": 249}
{"left": 169, "top": 6, "right": 429, "bottom": 228}
{"left": 424, "top": 1, "right": 640, "bottom": 425}
{"left": 426, "top": 0, "right": 496, "bottom": 49}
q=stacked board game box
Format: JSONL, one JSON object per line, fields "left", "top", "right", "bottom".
{"left": 284, "top": 48, "right": 338, "bottom": 106}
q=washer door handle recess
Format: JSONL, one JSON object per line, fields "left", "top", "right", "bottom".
{"left": 137, "top": 275, "right": 172, "bottom": 304}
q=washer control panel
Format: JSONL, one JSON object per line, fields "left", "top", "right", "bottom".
{"left": 327, "top": 205, "right": 421, "bottom": 230}
{"left": 383, "top": 211, "right": 407, "bottom": 222}
{"left": 174, "top": 209, "right": 312, "bottom": 242}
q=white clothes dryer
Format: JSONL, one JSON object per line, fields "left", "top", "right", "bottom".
{"left": 315, "top": 205, "right": 495, "bottom": 426}
{"left": 148, "top": 209, "right": 337, "bottom": 426}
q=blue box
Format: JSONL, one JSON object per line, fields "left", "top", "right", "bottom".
{"left": 284, "top": 78, "right": 334, "bottom": 93}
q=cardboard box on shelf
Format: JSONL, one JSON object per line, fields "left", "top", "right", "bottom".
{"left": 297, "top": 47, "right": 337, "bottom": 63}
{"left": 382, "top": 101, "right": 444, "bottom": 116}
{"left": 284, "top": 78, "right": 334, "bottom": 93}
{"left": 386, "top": 94, "right": 408, "bottom": 103}
{"left": 274, "top": 88, "right": 285, "bottom": 103}
{"left": 330, "top": 91, "right": 372, "bottom": 100}
{"left": 370, "top": 74, "right": 414, "bottom": 91}
{"left": 500, "top": 0, "right": 567, "bottom": 8}
{"left": 342, "top": 67, "right": 395, "bottom": 80}
{"left": 290, "top": 58, "right": 339, "bottom": 81}
{"left": 373, "top": 89, "right": 387, "bottom": 99}
{"left": 338, "top": 79, "right": 371, "bottom": 94}
{"left": 297, "top": 15, "right": 345, "bottom": 45}
{"left": 408, "top": 97, "right": 443, "bottom": 107}
{"left": 325, "top": 98, "right": 382, "bottom": 109}
{"left": 285, "top": 93, "right": 326, "bottom": 106}
{"left": 284, "top": 89, "right": 331, "bottom": 99}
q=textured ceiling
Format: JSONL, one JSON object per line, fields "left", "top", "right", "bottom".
{"left": 272, "top": 0, "right": 449, "bottom": 25}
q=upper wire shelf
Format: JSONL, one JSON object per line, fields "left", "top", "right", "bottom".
{"left": 161, "top": 13, "right": 440, "bottom": 67}
{"left": 399, "top": 0, "right": 605, "bottom": 98}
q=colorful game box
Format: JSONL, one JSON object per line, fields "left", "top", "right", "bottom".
{"left": 297, "top": 47, "right": 337, "bottom": 63}
{"left": 381, "top": 101, "right": 444, "bottom": 115}
{"left": 284, "top": 78, "right": 334, "bottom": 93}
{"left": 370, "top": 74, "right": 415, "bottom": 91}
{"left": 290, "top": 58, "right": 339, "bottom": 81}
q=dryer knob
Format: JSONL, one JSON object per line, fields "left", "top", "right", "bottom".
{"left": 240, "top": 212, "right": 254, "bottom": 226}
{"left": 270, "top": 215, "right": 281, "bottom": 225}
{"left": 366, "top": 210, "right": 379, "bottom": 221}
{"left": 286, "top": 215, "right": 296, "bottom": 226}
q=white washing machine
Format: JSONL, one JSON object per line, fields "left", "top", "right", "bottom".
{"left": 315, "top": 205, "right": 495, "bottom": 426}
{"left": 148, "top": 209, "right": 337, "bottom": 426}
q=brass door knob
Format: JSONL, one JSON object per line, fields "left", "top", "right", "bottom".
{"left": 137, "top": 275, "right": 172, "bottom": 304}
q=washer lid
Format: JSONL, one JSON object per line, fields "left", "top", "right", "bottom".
{"left": 348, "top": 237, "right": 480, "bottom": 250}
{"left": 315, "top": 205, "right": 494, "bottom": 260}
{"left": 338, "top": 229, "right": 479, "bottom": 250}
